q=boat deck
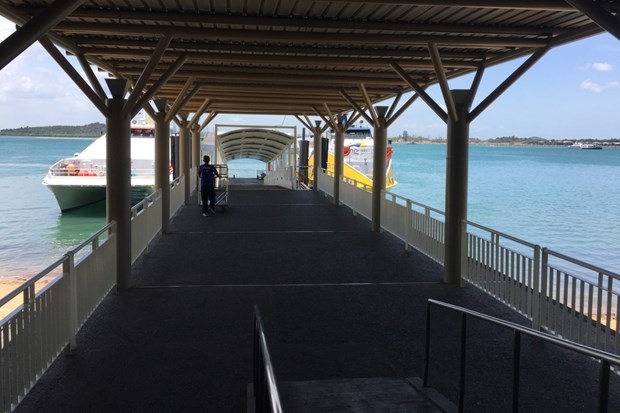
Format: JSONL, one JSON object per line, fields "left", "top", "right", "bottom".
{"left": 15, "top": 181, "right": 620, "bottom": 412}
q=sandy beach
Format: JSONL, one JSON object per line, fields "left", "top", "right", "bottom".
{"left": 0, "top": 277, "right": 52, "bottom": 321}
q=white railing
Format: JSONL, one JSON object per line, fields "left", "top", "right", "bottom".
{"left": 464, "top": 221, "right": 540, "bottom": 319}
{"left": 328, "top": 179, "right": 620, "bottom": 356}
{"left": 539, "top": 248, "right": 619, "bottom": 354}
{"left": 317, "top": 169, "right": 334, "bottom": 197}
{"left": 131, "top": 190, "right": 162, "bottom": 263}
{"left": 0, "top": 178, "right": 193, "bottom": 412}
{"left": 341, "top": 176, "right": 373, "bottom": 220}
{"left": 264, "top": 166, "right": 294, "bottom": 189}
{"left": 382, "top": 193, "right": 446, "bottom": 263}
{"left": 169, "top": 175, "right": 185, "bottom": 217}
{"left": 0, "top": 223, "right": 117, "bottom": 412}
{"left": 130, "top": 177, "right": 186, "bottom": 263}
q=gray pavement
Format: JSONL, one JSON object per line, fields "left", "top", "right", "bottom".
{"left": 15, "top": 182, "right": 620, "bottom": 412}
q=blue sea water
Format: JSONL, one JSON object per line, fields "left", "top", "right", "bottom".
{"left": 0, "top": 136, "right": 105, "bottom": 280}
{"left": 391, "top": 143, "right": 620, "bottom": 273}
{"left": 1, "top": 136, "right": 619, "bottom": 280}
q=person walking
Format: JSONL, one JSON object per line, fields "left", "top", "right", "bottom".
{"left": 198, "top": 155, "right": 220, "bottom": 216}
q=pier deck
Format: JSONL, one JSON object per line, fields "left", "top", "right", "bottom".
{"left": 15, "top": 180, "right": 619, "bottom": 412}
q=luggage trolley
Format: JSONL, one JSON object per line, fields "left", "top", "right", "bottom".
{"left": 214, "top": 164, "right": 229, "bottom": 210}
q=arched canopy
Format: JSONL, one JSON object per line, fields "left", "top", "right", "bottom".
{"left": 217, "top": 128, "right": 295, "bottom": 163}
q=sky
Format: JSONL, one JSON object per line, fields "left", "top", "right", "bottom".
{"left": 1, "top": 16, "right": 619, "bottom": 140}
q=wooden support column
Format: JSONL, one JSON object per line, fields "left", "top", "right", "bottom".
{"left": 333, "top": 118, "right": 344, "bottom": 205}
{"left": 154, "top": 100, "right": 171, "bottom": 234}
{"left": 371, "top": 107, "right": 388, "bottom": 232}
{"left": 179, "top": 114, "right": 191, "bottom": 205}
{"left": 191, "top": 125, "right": 201, "bottom": 196}
{"left": 105, "top": 79, "right": 131, "bottom": 291}
{"left": 312, "top": 121, "right": 322, "bottom": 192}
{"left": 444, "top": 90, "right": 471, "bottom": 285}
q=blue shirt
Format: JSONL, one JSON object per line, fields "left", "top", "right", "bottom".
{"left": 199, "top": 164, "right": 219, "bottom": 187}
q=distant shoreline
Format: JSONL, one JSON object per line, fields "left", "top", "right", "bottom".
{"left": 0, "top": 122, "right": 105, "bottom": 138}
{"left": 391, "top": 140, "right": 620, "bottom": 148}
{"left": 1, "top": 135, "right": 95, "bottom": 139}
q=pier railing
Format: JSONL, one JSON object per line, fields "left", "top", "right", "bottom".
{"left": 253, "top": 306, "right": 283, "bottom": 413}
{"left": 264, "top": 166, "right": 295, "bottom": 189}
{"left": 131, "top": 189, "right": 162, "bottom": 263}
{"left": 425, "top": 299, "right": 620, "bottom": 413}
{"left": 0, "top": 178, "right": 188, "bottom": 412}
{"left": 0, "top": 223, "right": 117, "bottom": 412}
{"left": 326, "top": 171, "right": 619, "bottom": 356}
{"left": 130, "top": 176, "right": 186, "bottom": 263}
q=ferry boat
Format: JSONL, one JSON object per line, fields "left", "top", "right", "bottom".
{"left": 569, "top": 142, "right": 603, "bottom": 150}
{"left": 305, "top": 123, "right": 397, "bottom": 189}
{"left": 42, "top": 123, "right": 158, "bottom": 212}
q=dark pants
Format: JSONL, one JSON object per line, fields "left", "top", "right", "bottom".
{"left": 201, "top": 185, "right": 216, "bottom": 212}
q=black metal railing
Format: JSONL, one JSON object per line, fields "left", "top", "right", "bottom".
{"left": 253, "top": 306, "right": 283, "bottom": 413}
{"left": 424, "top": 299, "right": 620, "bottom": 413}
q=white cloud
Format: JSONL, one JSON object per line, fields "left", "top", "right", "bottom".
{"left": 0, "top": 17, "right": 107, "bottom": 127}
{"left": 580, "top": 78, "right": 620, "bottom": 93}
{"left": 579, "top": 62, "right": 614, "bottom": 72}
{"left": 592, "top": 62, "right": 613, "bottom": 72}
{"left": 0, "top": 17, "right": 15, "bottom": 41}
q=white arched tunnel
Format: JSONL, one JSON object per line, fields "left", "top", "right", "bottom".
{"left": 217, "top": 128, "right": 296, "bottom": 164}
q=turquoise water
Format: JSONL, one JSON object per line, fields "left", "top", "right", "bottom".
{"left": 0, "top": 136, "right": 105, "bottom": 280}
{"left": 227, "top": 158, "right": 266, "bottom": 178}
{"left": 392, "top": 144, "right": 620, "bottom": 273}
{"left": 1, "top": 137, "right": 619, "bottom": 280}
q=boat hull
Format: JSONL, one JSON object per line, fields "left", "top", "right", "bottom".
{"left": 42, "top": 120, "right": 158, "bottom": 212}
{"left": 45, "top": 183, "right": 107, "bottom": 212}
{"left": 43, "top": 176, "right": 156, "bottom": 212}
{"left": 306, "top": 152, "right": 396, "bottom": 189}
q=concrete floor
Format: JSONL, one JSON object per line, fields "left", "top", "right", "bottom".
{"left": 15, "top": 182, "right": 620, "bottom": 412}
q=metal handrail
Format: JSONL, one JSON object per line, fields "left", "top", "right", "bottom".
{"left": 424, "top": 299, "right": 620, "bottom": 413}
{"left": 253, "top": 306, "right": 283, "bottom": 413}
{"left": 544, "top": 247, "right": 620, "bottom": 282}
{"left": 0, "top": 221, "right": 115, "bottom": 308}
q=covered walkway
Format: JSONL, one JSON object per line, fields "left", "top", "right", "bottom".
{"left": 15, "top": 184, "right": 620, "bottom": 412}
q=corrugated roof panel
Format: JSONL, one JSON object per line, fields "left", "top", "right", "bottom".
{"left": 0, "top": 0, "right": 615, "bottom": 117}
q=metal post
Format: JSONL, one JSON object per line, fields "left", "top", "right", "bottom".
{"left": 333, "top": 124, "right": 344, "bottom": 205}
{"left": 458, "top": 313, "right": 467, "bottom": 413}
{"left": 105, "top": 79, "right": 131, "bottom": 291}
{"left": 292, "top": 126, "right": 298, "bottom": 189}
{"left": 512, "top": 331, "right": 521, "bottom": 413}
{"left": 154, "top": 100, "right": 171, "bottom": 234}
{"left": 598, "top": 360, "right": 610, "bottom": 413}
{"left": 371, "top": 109, "right": 388, "bottom": 232}
{"left": 540, "top": 248, "right": 549, "bottom": 331}
{"left": 312, "top": 122, "right": 321, "bottom": 192}
{"left": 444, "top": 90, "right": 471, "bottom": 284}
{"left": 405, "top": 199, "right": 413, "bottom": 251}
{"left": 179, "top": 117, "right": 190, "bottom": 204}
{"left": 532, "top": 245, "right": 542, "bottom": 330}
{"left": 65, "top": 251, "right": 78, "bottom": 353}
{"left": 192, "top": 125, "right": 201, "bottom": 198}
{"left": 423, "top": 301, "right": 432, "bottom": 387}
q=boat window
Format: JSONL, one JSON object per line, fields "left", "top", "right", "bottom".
{"left": 344, "top": 128, "right": 372, "bottom": 139}
{"left": 132, "top": 128, "right": 155, "bottom": 137}
{"left": 329, "top": 128, "right": 372, "bottom": 139}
